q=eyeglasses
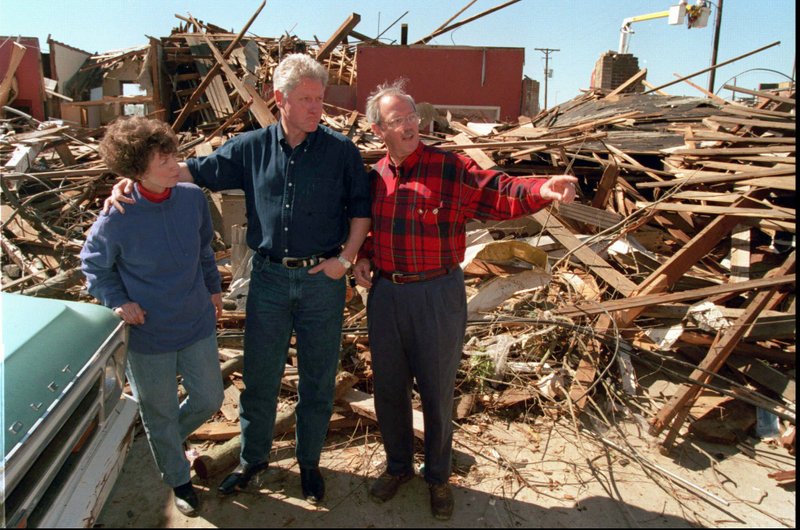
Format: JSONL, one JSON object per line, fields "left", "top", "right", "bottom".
{"left": 382, "top": 112, "right": 421, "bottom": 129}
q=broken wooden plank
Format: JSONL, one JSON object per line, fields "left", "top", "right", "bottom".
{"left": 652, "top": 252, "right": 795, "bottom": 448}
{"left": 202, "top": 33, "right": 276, "bottom": 127}
{"left": 634, "top": 202, "right": 794, "bottom": 220}
{"left": 554, "top": 274, "right": 795, "bottom": 319}
{"left": 171, "top": 1, "right": 266, "bottom": 131}
{"left": 341, "top": 388, "right": 425, "bottom": 440}
{"left": 532, "top": 210, "right": 638, "bottom": 297}
{"left": 590, "top": 158, "right": 619, "bottom": 210}
{"left": 316, "top": 13, "right": 361, "bottom": 62}
{"left": 0, "top": 41, "right": 27, "bottom": 110}
{"left": 605, "top": 68, "right": 647, "bottom": 99}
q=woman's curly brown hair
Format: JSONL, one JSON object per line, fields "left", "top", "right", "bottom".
{"left": 99, "top": 116, "right": 178, "bottom": 179}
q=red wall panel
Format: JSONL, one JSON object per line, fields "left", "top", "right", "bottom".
{"left": 0, "top": 37, "right": 46, "bottom": 121}
{"left": 356, "top": 45, "right": 524, "bottom": 122}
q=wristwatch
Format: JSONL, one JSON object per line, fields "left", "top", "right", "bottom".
{"left": 337, "top": 255, "right": 352, "bottom": 270}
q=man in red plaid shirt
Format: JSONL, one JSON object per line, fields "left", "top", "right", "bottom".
{"left": 354, "top": 81, "right": 578, "bottom": 520}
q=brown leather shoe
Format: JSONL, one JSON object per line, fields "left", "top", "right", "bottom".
{"left": 429, "top": 483, "right": 454, "bottom": 520}
{"left": 368, "top": 470, "right": 414, "bottom": 503}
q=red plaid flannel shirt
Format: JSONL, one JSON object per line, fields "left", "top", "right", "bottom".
{"left": 360, "top": 143, "right": 552, "bottom": 273}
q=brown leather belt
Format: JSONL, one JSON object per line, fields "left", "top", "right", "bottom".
{"left": 379, "top": 267, "right": 453, "bottom": 284}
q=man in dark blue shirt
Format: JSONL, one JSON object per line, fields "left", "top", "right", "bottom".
{"left": 185, "top": 54, "right": 371, "bottom": 504}
{"left": 108, "top": 53, "right": 370, "bottom": 505}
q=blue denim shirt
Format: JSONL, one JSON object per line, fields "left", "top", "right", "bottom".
{"left": 186, "top": 123, "right": 370, "bottom": 258}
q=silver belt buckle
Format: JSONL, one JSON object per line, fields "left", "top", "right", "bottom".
{"left": 282, "top": 257, "right": 298, "bottom": 268}
{"left": 391, "top": 272, "right": 404, "bottom": 283}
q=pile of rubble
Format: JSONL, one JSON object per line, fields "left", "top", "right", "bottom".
{"left": 1, "top": 3, "right": 794, "bottom": 492}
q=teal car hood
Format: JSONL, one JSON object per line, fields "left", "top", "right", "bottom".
{"left": 1, "top": 293, "right": 122, "bottom": 458}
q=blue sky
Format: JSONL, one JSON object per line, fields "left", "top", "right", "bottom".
{"left": 1, "top": 0, "right": 795, "bottom": 108}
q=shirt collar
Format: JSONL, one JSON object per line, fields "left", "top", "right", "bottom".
{"left": 277, "top": 121, "right": 319, "bottom": 150}
{"left": 387, "top": 142, "right": 424, "bottom": 175}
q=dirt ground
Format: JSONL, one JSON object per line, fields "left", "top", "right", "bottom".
{"left": 95, "top": 399, "right": 795, "bottom": 528}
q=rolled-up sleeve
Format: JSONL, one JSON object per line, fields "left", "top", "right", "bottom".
{"left": 344, "top": 141, "right": 371, "bottom": 219}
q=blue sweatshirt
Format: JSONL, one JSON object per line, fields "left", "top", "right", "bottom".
{"left": 80, "top": 182, "right": 221, "bottom": 353}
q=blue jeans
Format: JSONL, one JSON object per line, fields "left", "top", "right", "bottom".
{"left": 126, "top": 332, "right": 223, "bottom": 487}
{"left": 240, "top": 254, "right": 345, "bottom": 469}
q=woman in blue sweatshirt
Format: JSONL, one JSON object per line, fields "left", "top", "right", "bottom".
{"left": 80, "top": 116, "right": 223, "bottom": 517}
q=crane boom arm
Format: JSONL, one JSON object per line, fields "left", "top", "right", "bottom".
{"left": 619, "top": 10, "right": 671, "bottom": 53}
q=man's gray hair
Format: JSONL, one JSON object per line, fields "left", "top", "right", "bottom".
{"left": 273, "top": 53, "right": 329, "bottom": 96}
{"left": 365, "top": 80, "right": 417, "bottom": 126}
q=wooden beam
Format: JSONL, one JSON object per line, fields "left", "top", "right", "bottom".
{"left": 616, "top": 203, "right": 750, "bottom": 327}
{"left": 316, "top": 13, "right": 361, "bottom": 62}
{"left": 414, "top": 0, "right": 521, "bottom": 44}
{"left": 637, "top": 166, "right": 795, "bottom": 189}
{"left": 590, "top": 158, "right": 619, "bottom": 210}
{"left": 634, "top": 202, "right": 794, "bottom": 220}
{"left": 554, "top": 274, "right": 795, "bottom": 319}
{"left": 652, "top": 252, "right": 795, "bottom": 449}
{"left": 202, "top": 34, "right": 276, "bottom": 127}
{"left": 702, "top": 115, "right": 795, "bottom": 132}
{"left": 721, "top": 84, "right": 796, "bottom": 106}
{"left": 643, "top": 41, "right": 781, "bottom": 95}
{"left": 0, "top": 42, "right": 27, "bottom": 111}
{"left": 171, "top": 0, "right": 267, "bottom": 131}
{"left": 606, "top": 68, "right": 647, "bottom": 98}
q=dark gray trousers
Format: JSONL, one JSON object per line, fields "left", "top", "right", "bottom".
{"left": 367, "top": 267, "right": 467, "bottom": 485}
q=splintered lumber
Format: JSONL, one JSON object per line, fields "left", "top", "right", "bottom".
{"left": 414, "top": 0, "right": 522, "bottom": 44}
{"left": 616, "top": 206, "right": 749, "bottom": 327}
{"left": 651, "top": 252, "right": 796, "bottom": 450}
{"left": 532, "top": 210, "right": 638, "bottom": 296}
{"left": 316, "top": 13, "right": 361, "bottom": 62}
{"left": 554, "top": 274, "right": 795, "bottom": 319}
{"left": 721, "top": 84, "right": 797, "bottom": 106}
{"left": 590, "top": 159, "right": 619, "bottom": 210}
{"left": 171, "top": 0, "right": 266, "bottom": 131}
{"left": 342, "top": 388, "right": 426, "bottom": 440}
{"left": 643, "top": 41, "right": 781, "bottom": 95}
{"left": 201, "top": 33, "right": 276, "bottom": 126}
{"left": 0, "top": 42, "right": 26, "bottom": 110}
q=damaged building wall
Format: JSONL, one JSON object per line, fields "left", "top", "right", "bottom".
{"left": 356, "top": 45, "right": 525, "bottom": 121}
{"left": 0, "top": 36, "right": 47, "bottom": 121}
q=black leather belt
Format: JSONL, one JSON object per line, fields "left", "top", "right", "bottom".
{"left": 379, "top": 267, "right": 453, "bottom": 284}
{"left": 258, "top": 248, "right": 339, "bottom": 269}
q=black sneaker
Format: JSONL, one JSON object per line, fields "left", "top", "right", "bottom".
{"left": 173, "top": 481, "right": 200, "bottom": 517}
{"left": 300, "top": 467, "right": 325, "bottom": 504}
{"left": 217, "top": 462, "right": 268, "bottom": 496}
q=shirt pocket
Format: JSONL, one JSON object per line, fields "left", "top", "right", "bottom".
{"left": 412, "top": 198, "right": 459, "bottom": 226}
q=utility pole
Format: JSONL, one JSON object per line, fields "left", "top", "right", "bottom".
{"left": 707, "top": 0, "right": 723, "bottom": 93}
{"left": 535, "top": 47, "right": 559, "bottom": 110}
